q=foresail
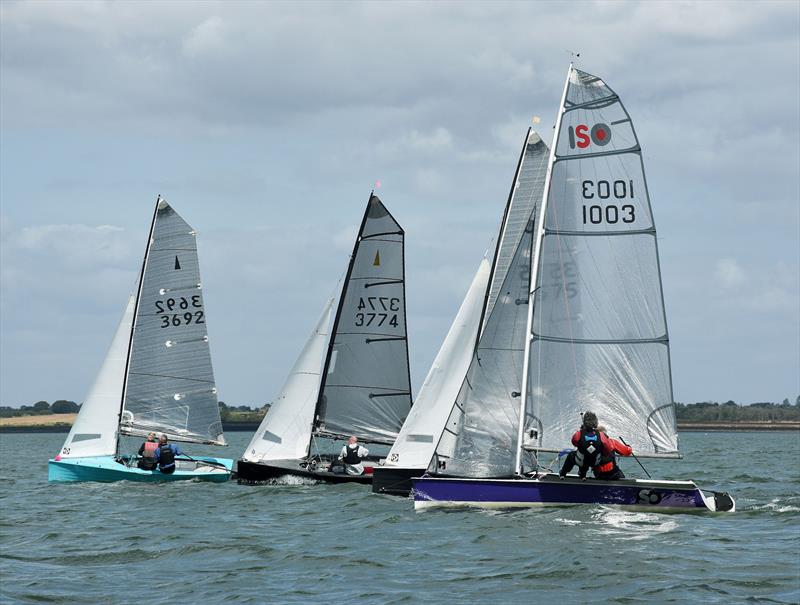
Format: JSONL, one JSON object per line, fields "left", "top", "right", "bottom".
{"left": 121, "top": 199, "right": 225, "bottom": 445}
{"left": 527, "top": 67, "right": 678, "bottom": 457}
{"left": 483, "top": 130, "right": 549, "bottom": 330}
{"left": 384, "top": 258, "right": 490, "bottom": 469}
{"left": 58, "top": 296, "right": 135, "bottom": 459}
{"left": 242, "top": 299, "right": 334, "bottom": 462}
{"left": 316, "top": 195, "right": 412, "bottom": 444}
{"left": 432, "top": 223, "right": 536, "bottom": 477}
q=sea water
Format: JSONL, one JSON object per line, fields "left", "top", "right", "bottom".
{"left": 1, "top": 431, "right": 798, "bottom": 604}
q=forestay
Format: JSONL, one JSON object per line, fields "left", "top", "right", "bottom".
{"left": 315, "top": 195, "right": 412, "bottom": 444}
{"left": 383, "top": 259, "right": 490, "bottom": 469}
{"left": 121, "top": 200, "right": 225, "bottom": 445}
{"left": 58, "top": 296, "right": 136, "bottom": 459}
{"left": 484, "top": 129, "right": 550, "bottom": 328}
{"left": 242, "top": 299, "right": 334, "bottom": 462}
{"left": 527, "top": 67, "right": 678, "bottom": 457}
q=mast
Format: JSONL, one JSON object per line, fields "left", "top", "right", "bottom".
{"left": 514, "top": 65, "right": 573, "bottom": 475}
{"left": 313, "top": 191, "right": 374, "bottom": 439}
{"left": 476, "top": 127, "right": 532, "bottom": 343}
{"left": 115, "top": 195, "right": 160, "bottom": 457}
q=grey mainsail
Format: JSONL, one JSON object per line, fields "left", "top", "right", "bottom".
{"left": 315, "top": 195, "right": 412, "bottom": 445}
{"left": 525, "top": 67, "right": 678, "bottom": 458}
{"left": 120, "top": 198, "right": 225, "bottom": 445}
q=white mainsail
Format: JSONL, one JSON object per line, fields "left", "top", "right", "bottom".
{"left": 242, "top": 299, "right": 334, "bottom": 463}
{"left": 382, "top": 258, "right": 490, "bottom": 470}
{"left": 57, "top": 296, "right": 135, "bottom": 459}
{"left": 523, "top": 66, "right": 679, "bottom": 459}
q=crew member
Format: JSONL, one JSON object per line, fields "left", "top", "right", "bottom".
{"left": 336, "top": 436, "right": 369, "bottom": 476}
{"left": 155, "top": 434, "right": 183, "bottom": 475}
{"left": 559, "top": 411, "right": 633, "bottom": 480}
{"left": 137, "top": 432, "right": 158, "bottom": 470}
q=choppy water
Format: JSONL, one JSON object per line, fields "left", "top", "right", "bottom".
{"left": 1, "top": 431, "right": 798, "bottom": 604}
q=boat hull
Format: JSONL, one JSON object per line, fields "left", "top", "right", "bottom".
{"left": 371, "top": 466, "right": 423, "bottom": 496}
{"left": 412, "top": 474, "right": 735, "bottom": 512}
{"left": 237, "top": 456, "right": 379, "bottom": 485}
{"left": 48, "top": 456, "right": 233, "bottom": 483}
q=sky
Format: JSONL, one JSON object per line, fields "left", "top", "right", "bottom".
{"left": 1, "top": 0, "right": 798, "bottom": 408}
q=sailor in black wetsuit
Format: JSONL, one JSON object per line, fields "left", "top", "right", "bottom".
{"left": 336, "top": 436, "right": 369, "bottom": 475}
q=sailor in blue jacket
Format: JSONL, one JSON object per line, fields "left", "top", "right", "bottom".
{"left": 154, "top": 434, "right": 183, "bottom": 474}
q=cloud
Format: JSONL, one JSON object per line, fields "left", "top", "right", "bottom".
{"left": 714, "top": 258, "right": 747, "bottom": 289}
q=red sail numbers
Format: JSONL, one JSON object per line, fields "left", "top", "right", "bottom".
{"left": 568, "top": 123, "right": 612, "bottom": 149}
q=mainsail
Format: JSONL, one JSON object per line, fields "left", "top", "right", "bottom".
{"left": 120, "top": 198, "right": 225, "bottom": 445}
{"left": 383, "top": 258, "right": 490, "bottom": 469}
{"left": 242, "top": 299, "right": 334, "bottom": 462}
{"left": 525, "top": 67, "right": 678, "bottom": 458}
{"left": 483, "top": 129, "right": 550, "bottom": 329}
{"left": 315, "top": 195, "right": 413, "bottom": 444}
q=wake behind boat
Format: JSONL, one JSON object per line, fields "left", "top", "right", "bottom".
{"left": 413, "top": 65, "right": 735, "bottom": 513}
{"left": 238, "top": 193, "right": 412, "bottom": 484}
{"left": 48, "top": 197, "right": 233, "bottom": 483}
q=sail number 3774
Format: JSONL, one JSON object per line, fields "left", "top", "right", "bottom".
{"left": 355, "top": 297, "right": 400, "bottom": 328}
{"left": 581, "top": 179, "right": 635, "bottom": 225}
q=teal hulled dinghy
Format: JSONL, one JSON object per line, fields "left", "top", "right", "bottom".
{"left": 48, "top": 197, "right": 232, "bottom": 483}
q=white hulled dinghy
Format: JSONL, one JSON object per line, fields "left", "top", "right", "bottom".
{"left": 413, "top": 65, "right": 735, "bottom": 512}
{"left": 237, "top": 193, "right": 413, "bottom": 484}
{"left": 373, "top": 128, "right": 549, "bottom": 496}
{"left": 48, "top": 197, "right": 232, "bottom": 482}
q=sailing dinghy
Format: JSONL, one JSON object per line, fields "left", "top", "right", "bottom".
{"left": 413, "top": 65, "right": 735, "bottom": 512}
{"left": 237, "top": 194, "right": 412, "bottom": 484}
{"left": 373, "top": 128, "right": 549, "bottom": 496}
{"left": 48, "top": 197, "right": 232, "bottom": 482}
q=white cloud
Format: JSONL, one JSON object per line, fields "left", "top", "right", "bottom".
{"left": 714, "top": 258, "right": 747, "bottom": 288}
{"left": 182, "top": 16, "right": 228, "bottom": 58}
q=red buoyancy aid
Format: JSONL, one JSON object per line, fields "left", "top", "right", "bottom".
{"left": 142, "top": 441, "right": 158, "bottom": 458}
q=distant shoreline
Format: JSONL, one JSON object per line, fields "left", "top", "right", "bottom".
{"left": 0, "top": 417, "right": 797, "bottom": 434}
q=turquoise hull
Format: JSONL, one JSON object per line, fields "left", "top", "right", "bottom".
{"left": 48, "top": 455, "right": 233, "bottom": 483}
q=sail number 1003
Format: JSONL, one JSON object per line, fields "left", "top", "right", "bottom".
{"left": 581, "top": 179, "right": 635, "bottom": 225}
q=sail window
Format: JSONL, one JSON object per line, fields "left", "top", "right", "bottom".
{"left": 71, "top": 433, "right": 101, "bottom": 443}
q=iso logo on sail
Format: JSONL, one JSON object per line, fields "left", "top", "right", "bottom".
{"left": 568, "top": 123, "right": 612, "bottom": 149}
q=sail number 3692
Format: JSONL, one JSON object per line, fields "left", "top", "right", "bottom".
{"left": 355, "top": 297, "right": 400, "bottom": 328}
{"left": 155, "top": 296, "right": 204, "bottom": 328}
{"left": 581, "top": 179, "right": 635, "bottom": 225}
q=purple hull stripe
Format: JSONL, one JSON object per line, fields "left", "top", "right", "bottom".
{"left": 413, "top": 477, "right": 707, "bottom": 509}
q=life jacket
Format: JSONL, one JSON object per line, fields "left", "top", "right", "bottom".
{"left": 342, "top": 444, "right": 362, "bottom": 465}
{"left": 142, "top": 441, "right": 158, "bottom": 458}
{"left": 158, "top": 445, "right": 176, "bottom": 470}
{"left": 594, "top": 452, "right": 617, "bottom": 474}
{"left": 574, "top": 429, "right": 604, "bottom": 469}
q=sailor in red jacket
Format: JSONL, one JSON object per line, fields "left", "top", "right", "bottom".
{"left": 558, "top": 411, "right": 633, "bottom": 480}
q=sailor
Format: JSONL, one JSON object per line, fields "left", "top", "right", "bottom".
{"left": 137, "top": 432, "right": 159, "bottom": 470}
{"left": 336, "top": 436, "right": 369, "bottom": 476}
{"left": 558, "top": 411, "right": 633, "bottom": 480}
{"left": 154, "top": 434, "right": 184, "bottom": 475}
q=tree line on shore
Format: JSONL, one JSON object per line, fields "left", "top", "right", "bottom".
{"left": 2, "top": 398, "right": 798, "bottom": 422}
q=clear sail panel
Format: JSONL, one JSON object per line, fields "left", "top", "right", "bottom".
{"left": 317, "top": 197, "right": 412, "bottom": 444}
{"left": 526, "top": 67, "right": 678, "bottom": 458}
{"left": 528, "top": 340, "right": 677, "bottom": 455}
{"left": 122, "top": 202, "right": 224, "bottom": 445}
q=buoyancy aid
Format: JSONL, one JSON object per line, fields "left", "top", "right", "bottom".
{"left": 158, "top": 445, "right": 176, "bottom": 470}
{"left": 142, "top": 441, "right": 158, "bottom": 458}
{"left": 594, "top": 451, "right": 617, "bottom": 474}
{"left": 574, "top": 429, "right": 604, "bottom": 469}
{"left": 342, "top": 444, "right": 362, "bottom": 465}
